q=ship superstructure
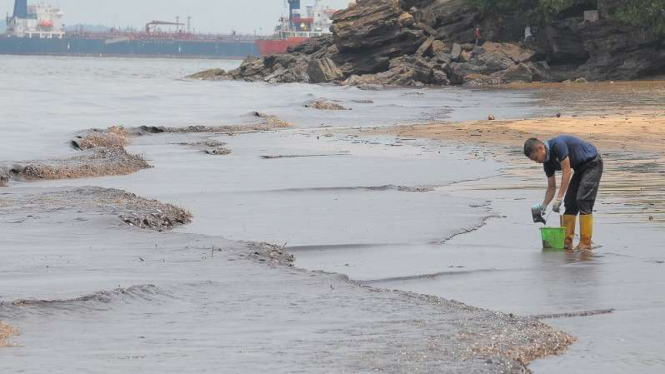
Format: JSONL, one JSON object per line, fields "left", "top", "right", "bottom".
{"left": 256, "top": 0, "right": 337, "bottom": 55}
{"left": 6, "top": 0, "right": 64, "bottom": 39}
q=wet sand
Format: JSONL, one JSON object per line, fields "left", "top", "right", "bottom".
{"left": 0, "top": 76, "right": 576, "bottom": 371}
{"left": 355, "top": 92, "right": 665, "bottom": 373}
{"left": 384, "top": 112, "right": 665, "bottom": 154}
{"left": 379, "top": 111, "right": 665, "bottom": 223}
{"left": 3, "top": 57, "right": 664, "bottom": 373}
{"left": 0, "top": 186, "right": 573, "bottom": 373}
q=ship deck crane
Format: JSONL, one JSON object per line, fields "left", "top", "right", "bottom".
{"left": 145, "top": 20, "right": 184, "bottom": 34}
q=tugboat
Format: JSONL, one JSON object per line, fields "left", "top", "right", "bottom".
{"left": 255, "top": 0, "right": 337, "bottom": 55}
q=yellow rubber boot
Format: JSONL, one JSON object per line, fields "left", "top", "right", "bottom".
{"left": 561, "top": 215, "right": 577, "bottom": 250}
{"left": 576, "top": 214, "right": 593, "bottom": 250}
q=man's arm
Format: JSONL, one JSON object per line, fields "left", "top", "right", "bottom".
{"left": 557, "top": 157, "right": 573, "bottom": 201}
{"left": 543, "top": 175, "right": 556, "bottom": 207}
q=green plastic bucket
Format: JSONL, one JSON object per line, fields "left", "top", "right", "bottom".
{"left": 540, "top": 227, "right": 566, "bottom": 250}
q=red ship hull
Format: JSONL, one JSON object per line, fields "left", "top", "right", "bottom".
{"left": 255, "top": 37, "right": 308, "bottom": 55}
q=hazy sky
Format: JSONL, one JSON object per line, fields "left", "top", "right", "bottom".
{"left": 2, "top": 0, "right": 351, "bottom": 34}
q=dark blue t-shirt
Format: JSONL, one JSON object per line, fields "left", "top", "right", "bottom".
{"left": 544, "top": 135, "right": 598, "bottom": 177}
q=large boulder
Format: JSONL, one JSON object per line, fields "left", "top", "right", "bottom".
{"left": 330, "top": 0, "right": 429, "bottom": 74}
{"left": 343, "top": 54, "right": 449, "bottom": 87}
{"left": 431, "top": 40, "right": 448, "bottom": 55}
{"left": 307, "top": 57, "right": 345, "bottom": 83}
{"left": 491, "top": 63, "right": 534, "bottom": 83}
{"left": 236, "top": 57, "right": 266, "bottom": 79}
{"left": 288, "top": 35, "right": 334, "bottom": 55}
{"left": 259, "top": 55, "right": 311, "bottom": 83}
{"left": 481, "top": 42, "right": 536, "bottom": 63}
{"left": 451, "top": 43, "right": 462, "bottom": 60}
{"left": 332, "top": 0, "right": 423, "bottom": 51}
{"left": 546, "top": 21, "right": 590, "bottom": 64}
{"left": 344, "top": 68, "right": 422, "bottom": 87}
{"left": 430, "top": 0, "right": 481, "bottom": 43}
{"left": 415, "top": 36, "right": 435, "bottom": 56}
{"left": 462, "top": 74, "right": 502, "bottom": 87}
{"left": 186, "top": 68, "right": 226, "bottom": 80}
{"left": 548, "top": 18, "right": 665, "bottom": 80}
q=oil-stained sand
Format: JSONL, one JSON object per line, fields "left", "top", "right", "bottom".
{"left": 0, "top": 186, "right": 574, "bottom": 373}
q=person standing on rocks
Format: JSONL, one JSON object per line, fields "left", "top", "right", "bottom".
{"left": 524, "top": 25, "right": 534, "bottom": 42}
{"left": 474, "top": 25, "right": 482, "bottom": 45}
{"left": 524, "top": 136, "right": 603, "bottom": 250}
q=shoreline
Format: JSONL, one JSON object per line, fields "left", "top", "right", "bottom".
{"left": 0, "top": 185, "right": 575, "bottom": 371}
{"left": 372, "top": 111, "right": 665, "bottom": 222}
{"left": 383, "top": 111, "right": 665, "bottom": 153}
{"left": 0, "top": 122, "right": 576, "bottom": 372}
{"left": 3, "top": 69, "right": 664, "bottom": 372}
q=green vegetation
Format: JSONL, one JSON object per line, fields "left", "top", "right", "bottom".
{"left": 614, "top": 0, "right": 665, "bottom": 35}
{"left": 467, "top": 0, "right": 538, "bottom": 13}
{"left": 539, "top": 0, "right": 575, "bottom": 14}
{"left": 468, "top": 0, "right": 665, "bottom": 35}
{"left": 467, "top": 0, "right": 582, "bottom": 15}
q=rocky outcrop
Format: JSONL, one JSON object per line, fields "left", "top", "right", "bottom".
{"left": 307, "top": 57, "right": 344, "bottom": 83}
{"left": 193, "top": 0, "right": 665, "bottom": 87}
{"left": 547, "top": 18, "right": 665, "bottom": 80}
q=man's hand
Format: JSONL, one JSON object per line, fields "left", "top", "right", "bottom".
{"left": 531, "top": 203, "right": 547, "bottom": 223}
{"left": 532, "top": 203, "right": 545, "bottom": 214}
{"left": 552, "top": 198, "right": 563, "bottom": 213}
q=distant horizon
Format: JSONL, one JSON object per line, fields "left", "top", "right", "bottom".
{"left": 1, "top": 0, "right": 351, "bottom": 35}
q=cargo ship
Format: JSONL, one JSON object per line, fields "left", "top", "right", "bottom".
{"left": 256, "top": 0, "right": 337, "bottom": 55}
{"left": 0, "top": 0, "right": 260, "bottom": 59}
{"left": 0, "top": 0, "right": 336, "bottom": 59}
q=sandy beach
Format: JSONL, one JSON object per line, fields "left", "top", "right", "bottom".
{"left": 2, "top": 57, "right": 664, "bottom": 373}
{"left": 380, "top": 109, "right": 665, "bottom": 223}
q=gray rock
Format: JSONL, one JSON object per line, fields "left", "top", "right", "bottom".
{"left": 491, "top": 63, "right": 534, "bottom": 83}
{"left": 434, "top": 52, "right": 453, "bottom": 64}
{"left": 343, "top": 55, "right": 449, "bottom": 87}
{"left": 528, "top": 61, "right": 553, "bottom": 82}
{"left": 307, "top": 58, "right": 345, "bottom": 83}
{"left": 0, "top": 166, "right": 10, "bottom": 187}
{"left": 451, "top": 43, "right": 462, "bottom": 61}
{"left": 331, "top": 0, "right": 427, "bottom": 54}
{"left": 475, "top": 52, "right": 515, "bottom": 73}
{"left": 462, "top": 74, "right": 502, "bottom": 87}
{"left": 416, "top": 36, "right": 435, "bottom": 57}
{"left": 431, "top": 40, "right": 448, "bottom": 55}
{"left": 481, "top": 42, "right": 536, "bottom": 63}
{"left": 186, "top": 68, "right": 226, "bottom": 80}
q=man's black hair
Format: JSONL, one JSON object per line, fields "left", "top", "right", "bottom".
{"left": 524, "top": 138, "right": 543, "bottom": 157}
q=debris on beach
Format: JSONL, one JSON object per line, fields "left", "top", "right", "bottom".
{"left": 73, "top": 126, "right": 131, "bottom": 150}
{"left": 179, "top": 140, "right": 232, "bottom": 156}
{"left": 247, "top": 242, "right": 294, "bottom": 267}
{"left": 5, "top": 146, "right": 150, "bottom": 182}
{"left": 305, "top": 100, "right": 349, "bottom": 111}
{"left": 204, "top": 148, "right": 232, "bottom": 156}
{"left": 0, "top": 186, "right": 191, "bottom": 231}
{"left": 0, "top": 322, "right": 17, "bottom": 348}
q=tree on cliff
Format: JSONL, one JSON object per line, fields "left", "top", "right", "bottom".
{"left": 468, "top": 0, "right": 665, "bottom": 35}
{"left": 614, "top": 0, "right": 665, "bottom": 35}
